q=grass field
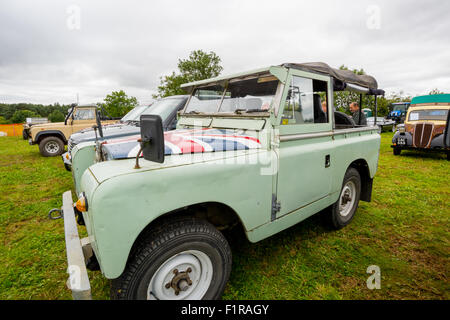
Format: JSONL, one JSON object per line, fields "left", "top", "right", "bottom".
{"left": 0, "top": 133, "right": 448, "bottom": 300}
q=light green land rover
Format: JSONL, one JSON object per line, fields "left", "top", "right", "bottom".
{"left": 56, "top": 62, "right": 384, "bottom": 300}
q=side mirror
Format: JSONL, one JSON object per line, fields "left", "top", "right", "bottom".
{"left": 139, "top": 114, "right": 165, "bottom": 163}
{"left": 96, "top": 110, "right": 103, "bottom": 138}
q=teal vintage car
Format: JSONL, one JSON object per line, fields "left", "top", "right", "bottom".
{"left": 56, "top": 62, "right": 384, "bottom": 300}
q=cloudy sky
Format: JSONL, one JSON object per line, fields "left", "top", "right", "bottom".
{"left": 0, "top": 0, "right": 449, "bottom": 105}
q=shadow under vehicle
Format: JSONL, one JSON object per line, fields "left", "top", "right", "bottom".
{"left": 52, "top": 62, "right": 385, "bottom": 300}
{"left": 392, "top": 94, "right": 450, "bottom": 160}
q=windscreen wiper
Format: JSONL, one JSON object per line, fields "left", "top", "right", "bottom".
{"left": 186, "top": 110, "right": 203, "bottom": 115}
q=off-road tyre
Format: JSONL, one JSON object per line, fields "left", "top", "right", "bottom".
{"left": 329, "top": 167, "right": 361, "bottom": 229}
{"left": 39, "top": 136, "right": 65, "bottom": 157}
{"left": 110, "top": 217, "right": 232, "bottom": 300}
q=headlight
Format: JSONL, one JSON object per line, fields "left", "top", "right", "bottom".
{"left": 75, "top": 192, "right": 88, "bottom": 212}
{"left": 399, "top": 126, "right": 405, "bottom": 133}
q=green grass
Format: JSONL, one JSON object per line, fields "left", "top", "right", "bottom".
{"left": 0, "top": 134, "right": 448, "bottom": 300}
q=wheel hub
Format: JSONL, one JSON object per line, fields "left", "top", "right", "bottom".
{"left": 45, "top": 141, "right": 59, "bottom": 154}
{"left": 341, "top": 190, "right": 352, "bottom": 205}
{"left": 165, "top": 268, "right": 193, "bottom": 295}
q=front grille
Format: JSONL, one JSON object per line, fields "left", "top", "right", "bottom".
{"left": 413, "top": 123, "right": 433, "bottom": 148}
{"left": 68, "top": 140, "right": 75, "bottom": 153}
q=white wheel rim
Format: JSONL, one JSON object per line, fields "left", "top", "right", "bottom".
{"left": 339, "top": 181, "right": 356, "bottom": 217}
{"left": 45, "top": 141, "right": 60, "bottom": 154}
{"left": 147, "top": 250, "right": 213, "bottom": 300}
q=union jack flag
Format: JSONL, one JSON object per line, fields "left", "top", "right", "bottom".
{"left": 101, "top": 128, "right": 262, "bottom": 160}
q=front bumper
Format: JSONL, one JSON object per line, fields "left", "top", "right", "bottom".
{"left": 62, "top": 152, "right": 72, "bottom": 171}
{"left": 391, "top": 145, "right": 449, "bottom": 154}
{"left": 61, "top": 191, "right": 92, "bottom": 300}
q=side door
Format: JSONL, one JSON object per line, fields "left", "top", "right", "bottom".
{"left": 274, "top": 69, "right": 334, "bottom": 219}
{"left": 71, "top": 108, "right": 96, "bottom": 134}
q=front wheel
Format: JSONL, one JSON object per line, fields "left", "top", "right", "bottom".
{"left": 39, "top": 136, "right": 65, "bottom": 157}
{"left": 111, "top": 217, "right": 232, "bottom": 300}
{"left": 393, "top": 148, "right": 401, "bottom": 156}
{"left": 329, "top": 167, "right": 361, "bottom": 229}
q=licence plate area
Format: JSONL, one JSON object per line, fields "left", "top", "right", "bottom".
{"left": 397, "top": 137, "right": 406, "bottom": 145}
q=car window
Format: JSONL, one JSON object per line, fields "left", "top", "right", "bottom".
{"left": 281, "top": 76, "right": 328, "bottom": 125}
{"left": 121, "top": 106, "right": 149, "bottom": 122}
{"left": 74, "top": 109, "right": 95, "bottom": 120}
{"left": 408, "top": 109, "right": 448, "bottom": 121}
{"left": 141, "top": 98, "right": 184, "bottom": 122}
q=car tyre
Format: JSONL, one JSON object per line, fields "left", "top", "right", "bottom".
{"left": 39, "top": 136, "right": 65, "bottom": 157}
{"left": 393, "top": 148, "right": 401, "bottom": 156}
{"left": 110, "top": 217, "right": 232, "bottom": 300}
{"left": 329, "top": 167, "right": 361, "bottom": 229}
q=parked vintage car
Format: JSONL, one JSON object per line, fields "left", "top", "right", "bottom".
{"left": 53, "top": 62, "right": 384, "bottom": 300}
{"left": 392, "top": 94, "right": 450, "bottom": 159}
{"left": 66, "top": 95, "right": 188, "bottom": 194}
{"left": 28, "top": 104, "right": 119, "bottom": 157}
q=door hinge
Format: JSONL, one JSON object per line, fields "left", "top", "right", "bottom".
{"left": 271, "top": 194, "right": 281, "bottom": 221}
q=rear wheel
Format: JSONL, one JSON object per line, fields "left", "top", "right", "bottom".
{"left": 329, "top": 167, "right": 361, "bottom": 229}
{"left": 111, "top": 217, "right": 232, "bottom": 300}
{"left": 39, "top": 136, "right": 65, "bottom": 157}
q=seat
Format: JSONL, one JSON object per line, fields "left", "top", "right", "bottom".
{"left": 334, "top": 111, "right": 356, "bottom": 128}
{"left": 313, "top": 94, "right": 327, "bottom": 123}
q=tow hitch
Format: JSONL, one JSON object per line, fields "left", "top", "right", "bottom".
{"left": 48, "top": 208, "right": 63, "bottom": 220}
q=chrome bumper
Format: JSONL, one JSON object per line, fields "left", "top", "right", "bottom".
{"left": 62, "top": 191, "right": 92, "bottom": 300}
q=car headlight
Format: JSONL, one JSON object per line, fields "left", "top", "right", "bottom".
{"left": 399, "top": 126, "right": 406, "bottom": 133}
{"left": 75, "top": 193, "right": 88, "bottom": 212}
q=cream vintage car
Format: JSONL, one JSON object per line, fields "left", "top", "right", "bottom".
{"left": 392, "top": 94, "right": 450, "bottom": 160}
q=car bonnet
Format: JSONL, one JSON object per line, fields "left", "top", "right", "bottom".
{"left": 101, "top": 128, "right": 262, "bottom": 160}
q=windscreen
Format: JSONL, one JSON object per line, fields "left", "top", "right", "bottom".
{"left": 393, "top": 104, "right": 408, "bottom": 112}
{"left": 121, "top": 106, "right": 149, "bottom": 122}
{"left": 141, "top": 98, "right": 184, "bottom": 122}
{"left": 408, "top": 109, "right": 448, "bottom": 121}
{"left": 184, "top": 76, "right": 279, "bottom": 114}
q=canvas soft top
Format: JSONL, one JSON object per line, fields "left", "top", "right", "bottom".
{"left": 282, "top": 62, "right": 379, "bottom": 90}
{"left": 181, "top": 62, "right": 383, "bottom": 94}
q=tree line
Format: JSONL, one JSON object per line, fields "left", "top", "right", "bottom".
{"left": 0, "top": 50, "right": 445, "bottom": 123}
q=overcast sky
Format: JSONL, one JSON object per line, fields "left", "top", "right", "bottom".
{"left": 0, "top": 0, "right": 449, "bottom": 105}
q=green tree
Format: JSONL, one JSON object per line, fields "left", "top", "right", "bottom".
{"left": 429, "top": 88, "right": 444, "bottom": 95}
{"left": 154, "top": 50, "right": 223, "bottom": 98}
{"left": 102, "top": 90, "right": 139, "bottom": 118}
{"left": 10, "top": 110, "right": 39, "bottom": 123}
{"left": 48, "top": 110, "right": 65, "bottom": 122}
{"left": 0, "top": 116, "right": 8, "bottom": 124}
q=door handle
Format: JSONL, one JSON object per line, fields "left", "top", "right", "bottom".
{"left": 325, "top": 155, "right": 331, "bottom": 168}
